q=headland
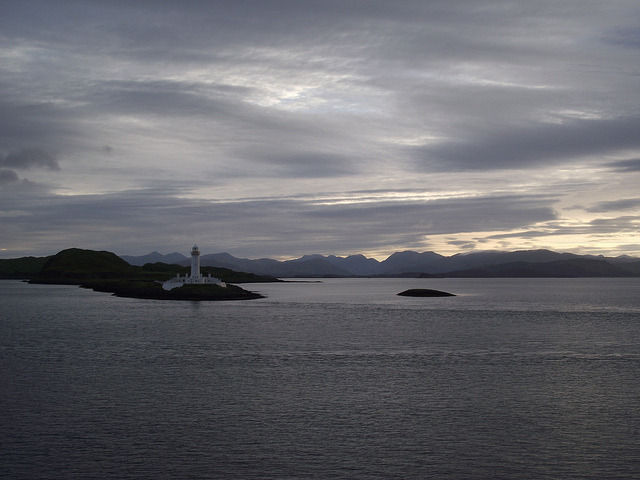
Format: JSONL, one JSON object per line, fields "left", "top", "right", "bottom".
{"left": 2, "top": 247, "right": 277, "bottom": 301}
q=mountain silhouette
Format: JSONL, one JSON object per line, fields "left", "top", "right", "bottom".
{"left": 118, "top": 248, "right": 640, "bottom": 278}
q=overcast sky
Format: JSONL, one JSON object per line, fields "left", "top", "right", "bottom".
{"left": 2, "top": 0, "right": 640, "bottom": 259}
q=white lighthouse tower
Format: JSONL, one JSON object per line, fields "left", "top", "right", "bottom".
{"left": 161, "top": 244, "right": 222, "bottom": 290}
{"left": 190, "top": 244, "right": 201, "bottom": 279}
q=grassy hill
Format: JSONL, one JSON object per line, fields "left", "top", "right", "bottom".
{"left": 32, "top": 248, "right": 135, "bottom": 283}
{"left": 0, "top": 255, "right": 52, "bottom": 279}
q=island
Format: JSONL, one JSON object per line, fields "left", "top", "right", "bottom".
{"left": 2, "top": 248, "right": 277, "bottom": 301}
{"left": 83, "top": 279, "right": 264, "bottom": 301}
{"left": 397, "top": 288, "right": 456, "bottom": 297}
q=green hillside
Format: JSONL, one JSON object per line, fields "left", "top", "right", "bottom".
{"left": 31, "top": 248, "right": 136, "bottom": 283}
{"left": 0, "top": 255, "right": 51, "bottom": 279}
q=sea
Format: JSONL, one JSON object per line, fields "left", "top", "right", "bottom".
{"left": 1, "top": 277, "right": 639, "bottom": 479}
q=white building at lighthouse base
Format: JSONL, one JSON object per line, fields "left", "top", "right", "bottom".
{"left": 162, "top": 244, "right": 223, "bottom": 290}
{"left": 162, "top": 272, "right": 223, "bottom": 291}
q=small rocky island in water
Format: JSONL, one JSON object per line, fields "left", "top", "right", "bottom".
{"left": 397, "top": 288, "right": 456, "bottom": 297}
{"left": 9, "top": 246, "right": 277, "bottom": 301}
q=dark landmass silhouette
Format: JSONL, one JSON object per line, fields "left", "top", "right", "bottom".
{"left": 0, "top": 255, "right": 51, "bottom": 279}
{"left": 3, "top": 248, "right": 640, "bottom": 281}
{"left": 397, "top": 288, "right": 456, "bottom": 297}
{"left": 119, "top": 248, "right": 640, "bottom": 278}
{"left": 120, "top": 251, "right": 188, "bottom": 266}
{"left": 0, "top": 248, "right": 274, "bottom": 300}
{"left": 435, "top": 258, "right": 638, "bottom": 278}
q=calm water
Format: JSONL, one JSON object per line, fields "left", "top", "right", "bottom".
{"left": 1, "top": 278, "right": 639, "bottom": 479}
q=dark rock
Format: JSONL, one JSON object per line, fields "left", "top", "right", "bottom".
{"left": 397, "top": 288, "right": 455, "bottom": 297}
{"left": 83, "top": 280, "right": 264, "bottom": 301}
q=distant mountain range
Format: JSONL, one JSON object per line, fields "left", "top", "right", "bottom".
{"left": 120, "top": 251, "right": 190, "bottom": 266}
{"left": 118, "top": 249, "right": 640, "bottom": 278}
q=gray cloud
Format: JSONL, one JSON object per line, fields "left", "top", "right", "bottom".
{"left": 0, "top": 169, "right": 19, "bottom": 184}
{"left": 484, "top": 216, "right": 640, "bottom": 241}
{"left": 447, "top": 240, "right": 477, "bottom": 250}
{"left": 615, "top": 244, "right": 640, "bottom": 253}
{"left": 414, "top": 116, "right": 640, "bottom": 171}
{"left": 604, "top": 27, "right": 640, "bottom": 49}
{"left": 485, "top": 230, "right": 559, "bottom": 240}
{"left": 589, "top": 216, "right": 640, "bottom": 231}
{"left": 83, "top": 80, "right": 243, "bottom": 118}
{"left": 245, "top": 151, "right": 358, "bottom": 178}
{"left": 587, "top": 198, "right": 640, "bottom": 213}
{"left": 0, "top": 186, "right": 557, "bottom": 257}
{"left": 0, "top": 102, "right": 80, "bottom": 154}
{"left": 303, "top": 194, "right": 557, "bottom": 238}
{"left": 0, "top": 148, "right": 60, "bottom": 171}
{"left": 605, "top": 158, "right": 640, "bottom": 172}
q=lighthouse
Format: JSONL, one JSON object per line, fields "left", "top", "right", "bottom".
{"left": 190, "top": 244, "right": 201, "bottom": 279}
{"left": 161, "top": 245, "right": 222, "bottom": 290}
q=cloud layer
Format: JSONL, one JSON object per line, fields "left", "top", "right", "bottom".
{"left": 1, "top": 1, "right": 640, "bottom": 258}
